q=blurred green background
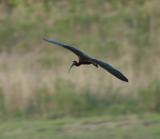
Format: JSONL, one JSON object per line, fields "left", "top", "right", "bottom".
{"left": 0, "top": 0, "right": 160, "bottom": 138}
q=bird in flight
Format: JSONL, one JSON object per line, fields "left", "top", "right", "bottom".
{"left": 43, "top": 38, "right": 128, "bottom": 82}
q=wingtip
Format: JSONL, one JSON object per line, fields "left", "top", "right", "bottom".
{"left": 119, "top": 74, "right": 128, "bottom": 82}
{"left": 123, "top": 77, "right": 129, "bottom": 82}
{"left": 125, "top": 79, "right": 129, "bottom": 82}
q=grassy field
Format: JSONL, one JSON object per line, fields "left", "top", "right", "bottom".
{"left": 0, "top": 114, "right": 160, "bottom": 139}
{"left": 0, "top": 1, "right": 160, "bottom": 138}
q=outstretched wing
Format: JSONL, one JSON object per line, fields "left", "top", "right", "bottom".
{"left": 43, "top": 38, "right": 90, "bottom": 58}
{"left": 92, "top": 59, "right": 128, "bottom": 82}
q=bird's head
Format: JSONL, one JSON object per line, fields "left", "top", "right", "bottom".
{"left": 68, "top": 60, "right": 78, "bottom": 72}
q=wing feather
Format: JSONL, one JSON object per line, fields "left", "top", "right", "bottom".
{"left": 92, "top": 59, "right": 128, "bottom": 82}
{"left": 43, "top": 38, "right": 89, "bottom": 58}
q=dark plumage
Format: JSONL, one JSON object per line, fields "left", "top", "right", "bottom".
{"left": 43, "top": 38, "right": 128, "bottom": 82}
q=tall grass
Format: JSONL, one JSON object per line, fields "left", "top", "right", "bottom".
{"left": 0, "top": 0, "right": 160, "bottom": 119}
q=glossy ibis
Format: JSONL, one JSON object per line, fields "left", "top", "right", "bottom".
{"left": 43, "top": 38, "right": 128, "bottom": 82}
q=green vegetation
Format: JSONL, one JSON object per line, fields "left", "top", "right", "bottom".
{"left": 0, "top": 114, "right": 160, "bottom": 139}
{"left": 139, "top": 80, "right": 160, "bottom": 112}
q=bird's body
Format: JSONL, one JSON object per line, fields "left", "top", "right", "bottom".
{"left": 74, "top": 60, "right": 98, "bottom": 67}
{"left": 43, "top": 38, "right": 128, "bottom": 82}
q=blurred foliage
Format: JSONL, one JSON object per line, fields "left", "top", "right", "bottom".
{"left": 0, "top": 78, "right": 160, "bottom": 119}
{"left": 0, "top": 0, "right": 160, "bottom": 119}
{"left": 139, "top": 80, "right": 160, "bottom": 112}
{"left": 0, "top": 87, "right": 6, "bottom": 118}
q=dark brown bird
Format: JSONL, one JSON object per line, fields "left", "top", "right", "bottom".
{"left": 43, "top": 38, "right": 128, "bottom": 82}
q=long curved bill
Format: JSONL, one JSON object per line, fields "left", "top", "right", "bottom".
{"left": 68, "top": 63, "right": 74, "bottom": 72}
